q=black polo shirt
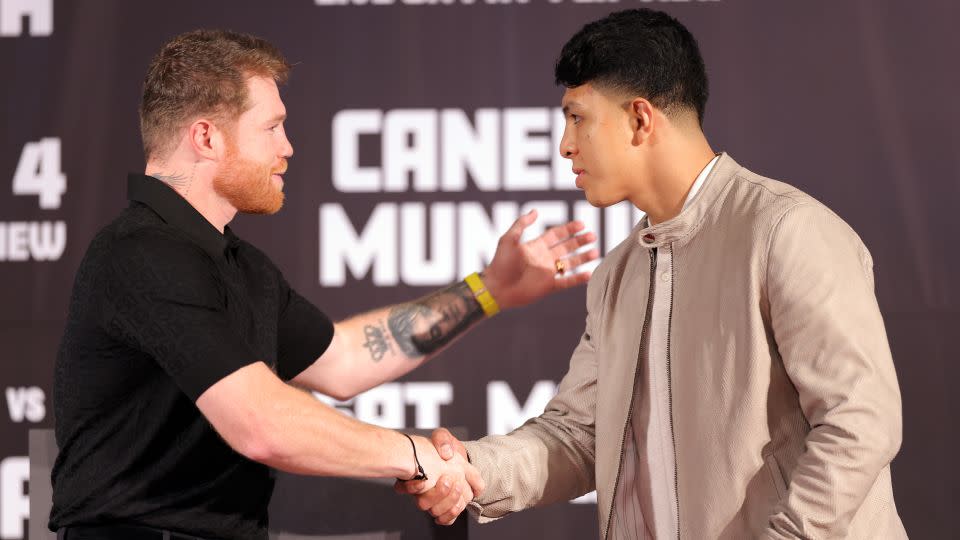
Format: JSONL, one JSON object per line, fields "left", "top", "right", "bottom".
{"left": 50, "top": 174, "right": 335, "bottom": 540}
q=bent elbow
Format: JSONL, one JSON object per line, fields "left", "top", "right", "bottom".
{"left": 872, "top": 404, "right": 903, "bottom": 465}
{"left": 327, "top": 385, "right": 360, "bottom": 402}
{"left": 879, "top": 421, "right": 902, "bottom": 464}
{"left": 314, "top": 377, "right": 361, "bottom": 402}
{"left": 855, "top": 415, "right": 902, "bottom": 471}
{"left": 234, "top": 430, "right": 270, "bottom": 463}
{"left": 294, "top": 362, "right": 360, "bottom": 402}
{"left": 235, "top": 421, "right": 283, "bottom": 464}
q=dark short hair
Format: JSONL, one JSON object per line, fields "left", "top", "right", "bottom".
{"left": 139, "top": 29, "right": 291, "bottom": 160}
{"left": 555, "top": 9, "right": 709, "bottom": 124}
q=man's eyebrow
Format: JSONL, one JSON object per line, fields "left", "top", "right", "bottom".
{"left": 267, "top": 113, "right": 287, "bottom": 124}
{"left": 562, "top": 102, "right": 581, "bottom": 114}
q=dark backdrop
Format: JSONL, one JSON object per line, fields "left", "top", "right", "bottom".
{"left": 1, "top": 1, "right": 956, "bottom": 538}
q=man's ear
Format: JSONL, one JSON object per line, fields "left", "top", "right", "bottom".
{"left": 629, "top": 98, "right": 656, "bottom": 145}
{"left": 187, "top": 118, "right": 226, "bottom": 160}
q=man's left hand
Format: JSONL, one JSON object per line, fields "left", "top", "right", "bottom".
{"left": 483, "top": 209, "right": 599, "bottom": 310}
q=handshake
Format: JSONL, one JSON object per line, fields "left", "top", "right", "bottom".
{"left": 394, "top": 428, "right": 482, "bottom": 525}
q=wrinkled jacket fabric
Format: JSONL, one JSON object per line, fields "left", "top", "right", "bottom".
{"left": 465, "top": 153, "right": 906, "bottom": 539}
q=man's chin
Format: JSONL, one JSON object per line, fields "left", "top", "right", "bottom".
{"left": 582, "top": 190, "right": 615, "bottom": 209}
{"left": 583, "top": 189, "right": 610, "bottom": 208}
{"left": 238, "top": 193, "right": 284, "bottom": 215}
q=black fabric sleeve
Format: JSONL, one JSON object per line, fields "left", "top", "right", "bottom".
{"left": 96, "top": 233, "right": 258, "bottom": 401}
{"left": 275, "top": 271, "right": 334, "bottom": 381}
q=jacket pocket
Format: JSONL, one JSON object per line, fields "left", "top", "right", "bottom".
{"left": 763, "top": 453, "right": 788, "bottom": 499}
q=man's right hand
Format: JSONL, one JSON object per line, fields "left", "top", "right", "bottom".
{"left": 396, "top": 429, "right": 481, "bottom": 525}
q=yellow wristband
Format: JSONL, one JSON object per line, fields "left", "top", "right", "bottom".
{"left": 464, "top": 272, "right": 500, "bottom": 317}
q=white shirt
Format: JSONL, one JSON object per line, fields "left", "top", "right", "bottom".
{"left": 611, "top": 154, "right": 719, "bottom": 540}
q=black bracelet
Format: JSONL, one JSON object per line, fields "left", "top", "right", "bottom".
{"left": 399, "top": 433, "right": 428, "bottom": 481}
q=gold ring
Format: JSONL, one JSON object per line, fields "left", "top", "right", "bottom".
{"left": 555, "top": 259, "right": 566, "bottom": 275}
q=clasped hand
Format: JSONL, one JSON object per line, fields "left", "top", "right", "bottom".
{"left": 396, "top": 429, "right": 477, "bottom": 525}
{"left": 393, "top": 428, "right": 484, "bottom": 525}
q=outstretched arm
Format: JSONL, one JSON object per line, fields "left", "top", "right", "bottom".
{"left": 294, "top": 210, "right": 598, "bottom": 399}
{"left": 197, "top": 361, "right": 485, "bottom": 507}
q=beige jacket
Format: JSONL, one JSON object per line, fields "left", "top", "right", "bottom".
{"left": 465, "top": 154, "right": 906, "bottom": 539}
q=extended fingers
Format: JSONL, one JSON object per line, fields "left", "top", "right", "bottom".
{"left": 552, "top": 247, "right": 600, "bottom": 285}
{"left": 504, "top": 209, "right": 538, "bottom": 243}
{"left": 550, "top": 231, "right": 597, "bottom": 257}
{"left": 540, "top": 220, "right": 587, "bottom": 247}
{"left": 554, "top": 265, "right": 595, "bottom": 288}
{"left": 557, "top": 249, "right": 600, "bottom": 273}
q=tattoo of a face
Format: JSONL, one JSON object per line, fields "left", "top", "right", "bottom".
{"left": 387, "top": 281, "right": 484, "bottom": 358}
{"left": 362, "top": 321, "right": 394, "bottom": 362}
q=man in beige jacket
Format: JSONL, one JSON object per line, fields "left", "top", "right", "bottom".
{"left": 398, "top": 8, "right": 907, "bottom": 540}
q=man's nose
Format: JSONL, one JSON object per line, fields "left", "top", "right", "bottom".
{"left": 559, "top": 130, "right": 576, "bottom": 159}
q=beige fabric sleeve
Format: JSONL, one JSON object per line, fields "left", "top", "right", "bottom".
{"left": 764, "top": 203, "right": 903, "bottom": 539}
{"left": 464, "top": 265, "right": 605, "bottom": 522}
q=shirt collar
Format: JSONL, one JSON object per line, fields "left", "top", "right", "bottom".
{"left": 648, "top": 153, "right": 720, "bottom": 227}
{"left": 682, "top": 153, "right": 720, "bottom": 213}
{"left": 127, "top": 174, "right": 236, "bottom": 259}
{"left": 635, "top": 152, "right": 741, "bottom": 248}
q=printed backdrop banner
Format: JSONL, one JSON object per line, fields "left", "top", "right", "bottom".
{"left": 1, "top": 0, "right": 957, "bottom": 538}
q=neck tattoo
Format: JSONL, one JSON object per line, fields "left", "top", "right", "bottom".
{"left": 154, "top": 163, "right": 195, "bottom": 196}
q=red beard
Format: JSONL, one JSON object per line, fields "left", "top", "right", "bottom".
{"left": 213, "top": 143, "right": 286, "bottom": 215}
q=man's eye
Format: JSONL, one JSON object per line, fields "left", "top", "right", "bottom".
{"left": 571, "top": 114, "right": 582, "bottom": 124}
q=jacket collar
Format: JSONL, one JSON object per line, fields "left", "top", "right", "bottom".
{"left": 127, "top": 173, "right": 238, "bottom": 259}
{"left": 634, "top": 152, "right": 741, "bottom": 249}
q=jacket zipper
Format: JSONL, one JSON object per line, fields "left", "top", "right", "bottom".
{"left": 605, "top": 248, "right": 657, "bottom": 540}
{"left": 666, "top": 244, "right": 680, "bottom": 539}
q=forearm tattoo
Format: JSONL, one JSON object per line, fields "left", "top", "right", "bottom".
{"left": 387, "top": 280, "right": 484, "bottom": 359}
